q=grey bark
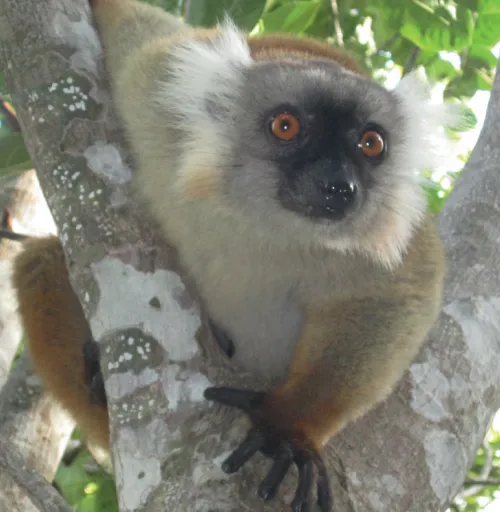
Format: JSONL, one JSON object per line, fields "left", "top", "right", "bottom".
{"left": 0, "top": 354, "right": 75, "bottom": 512}
{"left": 0, "top": 436, "right": 74, "bottom": 512}
{"left": 0, "top": 0, "right": 499, "bottom": 511}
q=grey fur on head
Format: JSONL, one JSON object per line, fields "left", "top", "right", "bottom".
{"left": 153, "top": 21, "right": 454, "bottom": 269}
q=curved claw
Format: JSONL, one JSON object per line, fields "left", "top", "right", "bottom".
{"left": 204, "top": 386, "right": 333, "bottom": 511}
{"left": 291, "top": 456, "right": 314, "bottom": 512}
{"left": 222, "top": 430, "right": 266, "bottom": 473}
{"left": 258, "top": 444, "right": 294, "bottom": 500}
{"left": 315, "top": 455, "right": 333, "bottom": 512}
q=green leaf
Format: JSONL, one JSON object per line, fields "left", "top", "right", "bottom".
{"left": 161, "top": 0, "right": 182, "bottom": 12}
{"left": 299, "top": 1, "right": 338, "bottom": 39}
{"left": 185, "top": 0, "right": 266, "bottom": 31}
{"left": 456, "top": 0, "right": 480, "bottom": 10}
{"left": 370, "top": 6, "right": 405, "bottom": 49}
{"left": 260, "top": 1, "right": 322, "bottom": 34}
{"left": 474, "top": 66, "right": 494, "bottom": 89}
{"left": 460, "top": 106, "right": 478, "bottom": 131}
{"left": 424, "top": 181, "right": 448, "bottom": 214}
{"left": 145, "top": 0, "right": 182, "bottom": 15}
{"left": 445, "top": 64, "right": 494, "bottom": 98}
{"left": 479, "top": 0, "right": 500, "bottom": 14}
{"left": 0, "top": 73, "right": 5, "bottom": 93}
{"left": 0, "top": 133, "right": 32, "bottom": 176}
{"left": 425, "top": 56, "right": 459, "bottom": 82}
{"left": 0, "top": 118, "right": 10, "bottom": 139}
{"left": 54, "top": 455, "right": 91, "bottom": 505}
{"left": 401, "top": 2, "right": 474, "bottom": 52}
{"left": 472, "top": 12, "right": 500, "bottom": 47}
{"left": 444, "top": 103, "right": 478, "bottom": 133}
{"left": 388, "top": 36, "right": 418, "bottom": 68}
{"left": 77, "top": 479, "right": 118, "bottom": 512}
{"left": 468, "top": 44, "right": 499, "bottom": 67}
{"left": 54, "top": 451, "right": 118, "bottom": 512}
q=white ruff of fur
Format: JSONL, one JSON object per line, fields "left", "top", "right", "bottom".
{"left": 155, "top": 19, "right": 252, "bottom": 192}
{"left": 155, "top": 32, "right": 455, "bottom": 268}
{"left": 370, "top": 73, "right": 455, "bottom": 269}
{"left": 324, "top": 72, "right": 456, "bottom": 269}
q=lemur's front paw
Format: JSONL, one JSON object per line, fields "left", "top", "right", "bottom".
{"left": 204, "top": 387, "right": 332, "bottom": 512}
{"left": 83, "top": 336, "right": 107, "bottom": 408}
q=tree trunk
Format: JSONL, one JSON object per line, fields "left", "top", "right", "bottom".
{"left": 0, "top": 0, "right": 499, "bottom": 511}
{"left": 0, "top": 437, "right": 74, "bottom": 512}
{"left": 0, "top": 354, "right": 75, "bottom": 512}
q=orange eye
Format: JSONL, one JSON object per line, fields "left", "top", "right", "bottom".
{"left": 270, "top": 113, "right": 300, "bottom": 141}
{"left": 358, "top": 130, "right": 385, "bottom": 158}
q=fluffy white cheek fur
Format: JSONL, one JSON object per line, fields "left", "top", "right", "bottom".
{"left": 325, "top": 73, "right": 457, "bottom": 268}
{"left": 393, "top": 72, "right": 458, "bottom": 176}
{"left": 382, "top": 72, "right": 457, "bottom": 262}
{"left": 153, "top": 25, "right": 456, "bottom": 268}
{"left": 153, "top": 20, "right": 253, "bottom": 199}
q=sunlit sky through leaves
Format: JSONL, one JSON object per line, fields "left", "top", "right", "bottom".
{"left": 357, "top": 19, "right": 499, "bottom": 194}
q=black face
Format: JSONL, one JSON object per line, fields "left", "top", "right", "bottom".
{"left": 263, "top": 99, "right": 388, "bottom": 222}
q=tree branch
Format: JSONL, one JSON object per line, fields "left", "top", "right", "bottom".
{"left": 402, "top": 46, "right": 422, "bottom": 76}
{"left": 464, "top": 478, "right": 500, "bottom": 486}
{"left": 330, "top": 0, "right": 344, "bottom": 47}
{"left": 0, "top": 437, "right": 74, "bottom": 512}
{"left": 0, "top": 0, "right": 499, "bottom": 511}
{"left": 0, "top": 353, "right": 75, "bottom": 511}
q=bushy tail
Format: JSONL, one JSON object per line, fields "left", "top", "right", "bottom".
{"left": 11, "top": 236, "right": 109, "bottom": 450}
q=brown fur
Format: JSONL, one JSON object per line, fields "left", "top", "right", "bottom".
{"left": 91, "top": 0, "right": 446, "bottom": 459}
{"left": 11, "top": 236, "right": 109, "bottom": 450}
{"left": 248, "top": 34, "right": 367, "bottom": 75}
{"left": 5, "top": 0, "right": 445, "bottom": 491}
{"left": 260, "top": 218, "right": 445, "bottom": 448}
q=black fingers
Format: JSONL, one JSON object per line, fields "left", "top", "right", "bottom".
{"left": 83, "top": 335, "right": 107, "bottom": 407}
{"left": 258, "top": 444, "right": 294, "bottom": 500}
{"left": 315, "top": 455, "right": 333, "bottom": 512}
{"left": 208, "top": 319, "right": 235, "bottom": 358}
{"left": 204, "top": 385, "right": 332, "bottom": 511}
{"left": 204, "top": 387, "right": 265, "bottom": 414}
{"left": 291, "top": 456, "right": 314, "bottom": 512}
{"left": 221, "top": 430, "right": 266, "bottom": 473}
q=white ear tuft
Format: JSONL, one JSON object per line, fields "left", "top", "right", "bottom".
{"left": 392, "top": 71, "right": 458, "bottom": 175}
{"left": 218, "top": 15, "right": 253, "bottom": 67}
{"left": 152, "top": 19, "right": 252, "bottom": 200}
{"left": 155, "top": 18, "right": 252, "bottom": 131}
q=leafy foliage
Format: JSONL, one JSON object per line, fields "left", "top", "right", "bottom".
{"left": 0, "top": 0, "right": 499, "bottom": 511}
{"left": 0, "top": 133, "right": 32, "bottom": 176}
{"left": 452, "top": 420, "right": 500, "bottom": 511}
{"left": 54, "top": 434, "right": 118, "bottom": 512}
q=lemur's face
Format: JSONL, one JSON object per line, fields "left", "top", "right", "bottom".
{"left": 159, "top": 24, "right": 451, "bottom": 265}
